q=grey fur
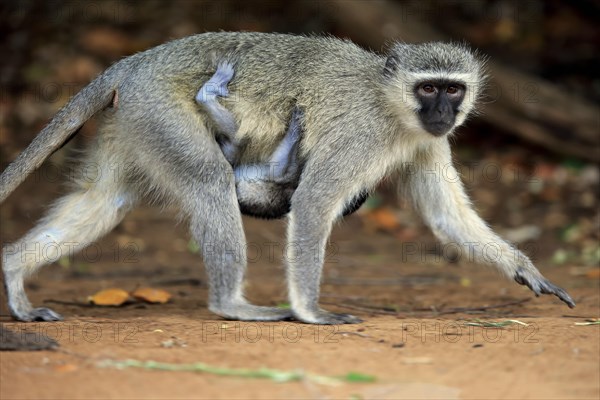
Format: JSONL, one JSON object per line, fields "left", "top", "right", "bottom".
{"left": 0, "top": 32, "right": 573, "bottom": 324}
{"left": 197, "top": 63, "right": 367, "bottom": 219}
{"left": 196, "top": 62, "right": 303, "bottom": 219}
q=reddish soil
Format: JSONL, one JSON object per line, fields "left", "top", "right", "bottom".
{"left": 1, "top": 182, "right": 598, "bottom": 400}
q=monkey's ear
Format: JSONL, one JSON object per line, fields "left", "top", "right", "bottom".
{"left": 383, "top": 55, "right": 399, "bottom": 78}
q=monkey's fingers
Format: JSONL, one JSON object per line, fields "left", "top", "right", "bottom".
{"left": 216, "top": 61, "right": 235, "bottom": 79}
{"left": 514, "top": 268, "right": 575, "bottom": 308}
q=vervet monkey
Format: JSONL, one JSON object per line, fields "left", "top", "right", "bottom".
{"left": 0, "top": 32, "right": 574, "bottom": 323}
{"left": 196, "top": 61, "right": 368, "bottom": 219}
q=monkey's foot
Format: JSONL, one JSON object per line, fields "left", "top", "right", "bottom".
{"left": 210, "top": 303, "right": 293, "bottom": 321}
{"left": 11, "top": 307, "right": 63, "bottom": 322}
{"left": 294, "top": 309, "right": 363, "bottom": 325}
{"left": 514, "top": 267, "right": 575, "bottom": 308}
{"left": 196, "top": 62, "right": 234, "bottom": 103}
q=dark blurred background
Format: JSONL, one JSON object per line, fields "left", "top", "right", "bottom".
{"left": 0, "top": 0, "right": 598, "bottom": 271}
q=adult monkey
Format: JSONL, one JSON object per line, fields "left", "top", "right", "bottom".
{"left": 0, "top": 32, "right": 574, "bottom": 323}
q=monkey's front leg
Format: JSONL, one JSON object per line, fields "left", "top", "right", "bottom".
{"left": 286, "top": 153, "right": 369, "bottom": 324}
{"left": 405, "top": 143, "right": 575, "bottom": 308}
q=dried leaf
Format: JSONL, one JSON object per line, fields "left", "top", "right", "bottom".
{"left": 132, "top": 287, "right": 171, "bottom": 304}
{"left": 88, "top": 289, "right": 130, "bottom": 306}
{"left": 586, "top": 269, "right": 600, "bottom": 280}
{"left": 394, "top": 227, "right": 418, "bottom": 242}
{"left": 460, "top": 277, "right": 472, "bottom": 287}
{"left": 363, "top": 208, "right": 399, "bottom": 232}
{"left": 54, "top": 364, "right": 78, "bottom": 372}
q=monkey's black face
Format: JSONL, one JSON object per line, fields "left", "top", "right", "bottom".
{"left": 414, "top": 80, "right": 465, "bottom": 136}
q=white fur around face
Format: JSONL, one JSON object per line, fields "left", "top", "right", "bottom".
{"left": 383, "top": 68, "right": 482, "bottom": 140}
{"left": 382, "top": 41, "right": 486, "bottom": 140}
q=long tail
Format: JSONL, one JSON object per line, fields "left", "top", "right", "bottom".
{"left": 0, "top": 68, "right": 119, "bottom": 203}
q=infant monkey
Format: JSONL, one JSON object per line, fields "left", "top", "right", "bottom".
{"left": 196, "top": 62, "right": 368, "bottom": 219}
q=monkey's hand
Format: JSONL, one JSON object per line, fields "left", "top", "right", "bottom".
{"left": 514, "top": 267, "right": 575, "bottom": 308}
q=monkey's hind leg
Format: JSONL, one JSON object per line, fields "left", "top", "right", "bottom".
{"left": 1, "top": 137, "right": 136, "bottom": 321}
{"left": 132, "top": 106, "right": 292, "bottom": 322}
{"left": 196, "top": 61, "right": 234, "bottom": 102}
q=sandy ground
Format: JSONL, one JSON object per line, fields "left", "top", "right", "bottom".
{"left": 1, "top": 184, "right": 599, "bottom": 400}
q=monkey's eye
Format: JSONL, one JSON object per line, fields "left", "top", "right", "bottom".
{"left": 446, "top": 85, "right": 464, "bottom": 97}
{"left": 419, "top": 84, "right": 437, "bottom": 95}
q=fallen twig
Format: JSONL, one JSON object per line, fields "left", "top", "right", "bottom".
{"left": 322, "top": 302, "right": 401, "bottom": 316}
{"left": 574, "top": 319, "right": 600, "bottom": 326}
{"left": 97, "top": 359, "right": 376, "bottom": 385}
{"left": 151, "top": 278, "right": 204, "bottom": 287}
{"left": 323, "top": 298, "right": 530, "bottom": 318}
{"left": 324, "top": 276, "right": 445, "bottom": 286}
{"left": 43, "top": 299, "right": 93, "bottom": 307}
{"left": 334, "top": 331, "right": 372, "bottom": 339}
{"left": 431, "top": 299, "right": 531, "bottom": 315}
{"left": 464, "top": 319, "right": 529, "bottom": 328}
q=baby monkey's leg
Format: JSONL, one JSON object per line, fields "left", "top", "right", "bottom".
{"left": 235, "top": 107, "right": 303, "bottom": 183}
{"left": 235, "top": 107, "right": 304, "bottom": 219}
{"left": 266, "top": 107, "right": 303, "bottom": 180}
{"left": 248, "top": 108, "right": 369, "bottom": 218}
{"left": 197, "top": 66, "right": 364, "bottom": 219}
{"left": 196, "top": 62, "right": 238, "bottom": 163}
{"left": 197, "top": 62, "right": 297, "bottom": 219}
